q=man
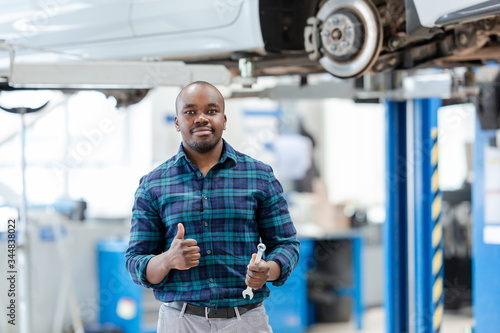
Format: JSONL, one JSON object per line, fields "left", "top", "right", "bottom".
{"left": 125, "top": 81, "right": 299, "bottom": 332}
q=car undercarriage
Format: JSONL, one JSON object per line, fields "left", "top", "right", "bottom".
{"left": 190, "top": 0, "right": 500, "bottom": 79}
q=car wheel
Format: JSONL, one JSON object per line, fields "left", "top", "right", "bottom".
{"left": 312, "top": 0, "right": 383, "bottom": 78}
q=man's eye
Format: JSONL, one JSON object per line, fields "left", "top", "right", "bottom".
{"left": 208, "top": 109, "right": 217, "bottom": 114}
{"left": 185, "top": 110, "right": 195, "bottom": 114}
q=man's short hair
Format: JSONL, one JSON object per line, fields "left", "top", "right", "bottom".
{"left": 175, "top": 81, "right": 225, "bottom": 114}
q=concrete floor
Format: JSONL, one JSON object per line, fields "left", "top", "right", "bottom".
{"left": 307, "top": 307, "right": 474, "bottom": 333}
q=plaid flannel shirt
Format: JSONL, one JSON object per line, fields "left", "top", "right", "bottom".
{"left": 125, "top": 140, "right": 299, "bottom": 308}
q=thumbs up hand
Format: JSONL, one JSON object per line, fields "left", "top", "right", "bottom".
{"left": 175, "top": 222, "right": 186, "bottom": 240}
{"left": 167, "top": 223, "right": 200, "bottom": 270}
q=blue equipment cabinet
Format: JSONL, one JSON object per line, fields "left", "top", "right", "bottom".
{"left": 265, "top": 238, "right": 314, "bottom": 333}
{"left": 97, "top": 239, "right": 143, "bottom": 333}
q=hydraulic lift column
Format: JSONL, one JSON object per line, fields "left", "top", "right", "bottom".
{"left": 472, "top": 108, "right": 500, "bottom": 333}
{"left": 385, "top": 97, "right": 444, "bottom": 333}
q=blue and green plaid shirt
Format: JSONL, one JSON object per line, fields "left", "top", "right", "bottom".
{"left": 125, "top": 140, "right": 299, "bottom": 308}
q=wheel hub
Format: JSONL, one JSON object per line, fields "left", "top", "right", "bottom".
{"left": 321, "top": 10, "right": 364, "bottom": 62}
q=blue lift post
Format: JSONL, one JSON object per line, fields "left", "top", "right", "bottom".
{"left": 385, "top": 100, "right": 409, "bottom": 333}
{"left": 351, "top": 235, "right": 364, "bottom": 330}
{"left": 385, "top": 98, "right": 444, "bottom": 333}
{"left": 413, "top": 98, "right": 444, "bottom": 333}
{"left": 473, "top": 117, "right": 500, "bottom": 333}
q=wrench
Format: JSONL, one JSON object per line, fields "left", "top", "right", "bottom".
{"left": 242, "top": 243, "right": 266, "bottom": 300}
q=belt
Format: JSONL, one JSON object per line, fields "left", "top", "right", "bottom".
{"left": 167, "top": 301, "right": 262, "bottom": 319}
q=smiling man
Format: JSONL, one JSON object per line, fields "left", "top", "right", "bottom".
{"left": 125, "top": 81, "right": 300, "bottom": 333}
{"left": 174, "top": 82, "right": 227, "bottom": 172}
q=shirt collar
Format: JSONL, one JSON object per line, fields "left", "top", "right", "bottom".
{"left": 173, "top": 139, "right": 237, "bottom": 167}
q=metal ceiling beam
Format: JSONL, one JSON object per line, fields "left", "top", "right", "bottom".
{"left": 7, "top": 61, "right": 232, "bottom": 88}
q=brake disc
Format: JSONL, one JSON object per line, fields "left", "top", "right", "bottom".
{"left": 316, "top": 0, "right": 383, "bottom": 78}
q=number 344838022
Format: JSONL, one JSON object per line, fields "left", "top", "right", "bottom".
{"left": 7, "top": 219, "right": 16, "bottom": 267}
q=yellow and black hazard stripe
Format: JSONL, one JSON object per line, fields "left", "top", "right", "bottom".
{"left": 430, "top": 128, "right": 444, "bottom": 332}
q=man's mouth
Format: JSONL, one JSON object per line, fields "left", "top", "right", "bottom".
{"left": 192, "top": 127, "right": 213, "bottom": 136}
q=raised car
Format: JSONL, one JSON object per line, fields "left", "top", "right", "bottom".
{"left": 0, "top": 0, "right": 499, "bottom": 79}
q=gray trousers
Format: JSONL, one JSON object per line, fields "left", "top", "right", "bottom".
{"left": 157, "top": 302, "right": 273, "bottom": 333}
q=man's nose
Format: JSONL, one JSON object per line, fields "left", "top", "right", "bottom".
{"left": 194, "top": 113, "right": 208, "bottom": 124}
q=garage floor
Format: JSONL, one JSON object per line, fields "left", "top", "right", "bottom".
{"left": 307, "top": 307, "right": 474, "bottom": 333}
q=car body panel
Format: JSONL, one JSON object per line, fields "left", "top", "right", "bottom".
{"left": 128, "top": 0, "right": 265, "bottom": 59}
{"left": 0, "top": 0, "right": 132, "bottom": 47}
{"left": 130, "top": 0, "right": 243, "bottom": 36}
{"left": 435, "top": 0, "right": 500, "bottom": 26}
{"left": 0, "top": 0, "right": 264, "bottom": 63}
{"left": 411, "top": 0, "right": 498, "bottom": 27}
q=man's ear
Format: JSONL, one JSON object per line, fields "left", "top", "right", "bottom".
{"left": 223, "top": 115, "right": 227, "bottom": 130}
{"left": 174, "top": 117, "right": 180, "bottom": 131}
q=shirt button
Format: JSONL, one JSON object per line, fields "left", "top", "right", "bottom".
{"left": 196, "top": 172, "right": 202, "bottom": 177}
{"left": 203, "top": 196, "right": 208, "bottom": 200}
{"left": 206, "top": 249, "right": 212, "bottom": 254}
{"left": 204, "top": 222, "right": 209, "bottom": 227}
{"left": 209, "top": 278, "right": 214, "bottom": 282}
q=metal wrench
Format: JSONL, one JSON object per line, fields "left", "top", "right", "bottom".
{"left": 242, "top": 243, "right": 266, "bottom": 300}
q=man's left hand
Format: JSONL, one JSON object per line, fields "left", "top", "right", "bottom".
{"left": 245, "top": 253, "right": 270, "bottom": 290}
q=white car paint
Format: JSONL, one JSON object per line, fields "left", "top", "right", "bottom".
{"left": 131, "top": 0, "right": 243, "bottom": 35}
{"left": 412, "top": 0, "right": 491, "bottom": 27}
{"left": 0, "top": 0, "right": 132, "bottom": 46}
{"left": 0, "top": 0, "right": 264, "bottom": 62}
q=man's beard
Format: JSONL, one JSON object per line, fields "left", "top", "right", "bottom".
{"left": 186, "top": 138, "right": 219, "bottom": 154}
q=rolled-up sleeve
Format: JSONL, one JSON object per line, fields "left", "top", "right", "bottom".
{"left": 258, "top": 169, "right": 300, "bottom": 287}
{"left": 125, "top": 177, "right": 168, "bottom": 289}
